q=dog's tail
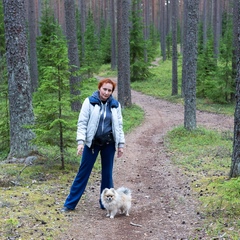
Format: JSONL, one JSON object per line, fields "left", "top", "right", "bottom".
{"left": 117, "top": 186, "right": 131, "bottom": 196}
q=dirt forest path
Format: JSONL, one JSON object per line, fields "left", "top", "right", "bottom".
{"left": 59, "top": 89, "right": 233, "bottom": 240}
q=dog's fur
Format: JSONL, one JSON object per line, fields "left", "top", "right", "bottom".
{"left": 101, "top": 187, "right": 132, "bottom": 219}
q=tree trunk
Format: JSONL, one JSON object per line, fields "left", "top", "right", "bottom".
{"left": 171, "top": 0, "right": 178, "bottom": 96}
{"left": 110, "top": 0, "right": 117, "bottom": 70}
{"left": 117, "top": 0, "right": 132, "bottom": 107}
{"left": 230, "top": 0, "right": 240, "bottom": 178}
{"left": 143, "top": 0, "right": 150, "bottom": 62}
{"left": 181, "top": 0, "right": 188, "bottom": 97}
{"left": 202, "top": 0, "right": 207, "bottom": 48}
{"left": 3, "top": 0, "right": 35, "bottom": 159}
{"left": 213, "top": 0, "right": 222, "bottom": 58}
{"left": 232, "top": 0, "right": 238, "bottom": 89}
{"left": 160, "top": 0, "right": 166, "bottom": 61}
{"left": 183, "top": 0, "right": 199, "bottom": 130}
{"left": 80, "top": 0, "right": 86, "bottom": 63}
{"left": 64, "top": 0, "right": 81, "bottom": 112}
{"left": 28, "top": 0, "right": 39, "bottom": 93}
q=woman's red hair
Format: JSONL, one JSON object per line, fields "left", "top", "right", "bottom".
{"left": 98, "top": 78, "right": 117, "bottom": 92}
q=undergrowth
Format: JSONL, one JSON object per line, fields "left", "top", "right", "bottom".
{"left": 165, "top": 127, "right": 240, "bottom": 239}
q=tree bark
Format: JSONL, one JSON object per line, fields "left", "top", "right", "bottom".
{"left": 80, "top": 0, "right": 86, "bottom": 63}
{"left": 64, "top": 0, "right": 81, "bottom": 111}
{"left": 3, "top": 0, "right": 35, "bottom": 159}
{"left": 110, "top": 0, "right": 117, "bottom": 70}
{"left": 171, "top": 0, "right": 178, "bottom": 96}
{"left": 202, "top": 0, "right": 207, "bottom": 48}
{"left": 28, "top": 0, "right": 39, "bottom": 93}
{"left": 183, "top": 0, "right": 199, "bottom": 130}
{"left": 160, "top": 0, "right": 166, "bottom": 61}
{"left": 230, "top": 0, "right": 240, "bottom": 178}
{"left": 181, "top": 0, "right": 188, "bottom": 97}
{"left": 117, "top": 0, "right": 132, "bottom": 107}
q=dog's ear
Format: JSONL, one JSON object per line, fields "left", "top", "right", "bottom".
{"left": 111, "top": 188, "right": 116, "bottom": 194}
{"left": 102, "top": 188, "right": 107, "bottom": 194}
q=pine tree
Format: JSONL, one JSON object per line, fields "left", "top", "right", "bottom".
{"left": 35, "top": 5, "right": 76, "bottom": 169}
{"left": 0, "top": 1, "right": 9, "bottom": 158}
{"left": 197, "top": 35, "right": 217, "bottom": 99}
{"left": 82, "top": 12, "right": 102, "bottom": 77}
{"left": 130, "top": 0, "right": 153, "bottom": 82}
{"left": 0, "top": 55, "right": 9, "bottom": 158}
{"left": 99, "top": 22, "right": 111, "bottom": 64}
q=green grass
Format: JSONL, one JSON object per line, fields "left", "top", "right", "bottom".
{"left": 131, "top": 58, "right": 235, "bottom": 116}
{"left": 123, "top": 104, "right": 144, "bottom": 132}
{"left": 0, "top": 162, "right": 75, "bottom": 239}
{"left": 165, "top": 127, "right": 239, "bottom": 239}
{"left": 97, "top": 64, "right": 118, "bottom": 78}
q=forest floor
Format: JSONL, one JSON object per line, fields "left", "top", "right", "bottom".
{"left": 58, "top": 87, "right": 233, "bottom": 240}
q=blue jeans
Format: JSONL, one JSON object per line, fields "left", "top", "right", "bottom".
{"left": 64, "top": 142, "right": 116, "bottom": 210}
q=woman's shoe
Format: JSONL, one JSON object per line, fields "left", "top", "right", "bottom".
{"left": 60, "top": 207, "right": 73, "bottom": 212}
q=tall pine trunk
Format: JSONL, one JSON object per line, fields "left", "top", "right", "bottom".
{"left": 230, "top": 0, "right": 240, "bottom": 178}
{"left": 171, "top": 0, "right": 178, "bottom": 96}
{"left": 110, "top": 0, "right": 117, "bottom": 70}
{"left": 117, "top": 0, "right": 132, "bottom": 107}
{"left": 28, "top": 0, "right": 38, "bottom": 93}
{"left": 183, "top": 0, "right": 199, "bottom": 131}
{"left": 3, "top": 0, "right": 35, "bottom": 159}
{"left": 65, "top": 0, "right": 81, "bottom": 112}
{"left": 160, "top": 0, "right": 166, "bottom": 61}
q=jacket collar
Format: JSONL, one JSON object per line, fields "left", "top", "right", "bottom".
{"left": 89, "top": 91, "right": 119, "bottom": 108}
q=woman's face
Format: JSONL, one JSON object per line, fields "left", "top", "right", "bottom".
{"left": 99, "top": 83, "right": 113, "bottom": 101}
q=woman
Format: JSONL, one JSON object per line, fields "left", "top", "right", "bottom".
{"left": 61, "top": 78, "right": 125, "bottom": 212}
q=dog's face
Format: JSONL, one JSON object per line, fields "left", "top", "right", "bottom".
{"left": 102, "top": 188, "right": 116, "bottom": 203}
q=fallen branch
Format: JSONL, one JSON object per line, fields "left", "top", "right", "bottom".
{"left": 130, "top": 222, "right": 142, "bottom": 227}
{"left": 18, "top": 163, "right": 32, "bottom": 177}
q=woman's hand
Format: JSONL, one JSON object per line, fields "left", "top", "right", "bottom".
{"left": 77, "top": 144, "right": 84, "bottom": 155}
{"left": 117, "top": 147, "right": 123, "bottom": 158}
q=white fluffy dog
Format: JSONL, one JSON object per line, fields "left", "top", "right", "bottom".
{"left": 101, "top": 187, "right": 132, "bottom": 219}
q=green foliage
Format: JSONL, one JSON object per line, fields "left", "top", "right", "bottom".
{"left": 197, "top": 36, "right": 218, "bottom": 99}
{"left": 82, "top": 12, "right": 102, "bottom": 77}
{"left": 35, "top": 5, "right": 77, "bottom": 168}
{"left": 99, "top": 22, "right": 111, "bottom": 64}
{"left": 79, "top": 77, "right": 99, "bottom": 101}
{"left": 130, "top": 0, "right": 154, "bottom": 82}
{"left": 165, "top": 127, "right": 240, "bottom": 238}
{"left": 197, "top": 15, "right": 234, "bottom": 104}
{"left": 218, "top": 17, "right": 234, "bottom": 103}
{"left": 0, "top": 55, "right": 9, "bottom": 159}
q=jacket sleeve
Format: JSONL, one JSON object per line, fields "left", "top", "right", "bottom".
{"left": 117, "top": 103, "right": 125, "bottom": 148}
{"left": 76, "top": 98, "right": 90, "bottom": 144}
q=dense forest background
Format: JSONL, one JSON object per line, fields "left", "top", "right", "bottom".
{"left": 0, "top": 0, "right": 239, "bottom": 175}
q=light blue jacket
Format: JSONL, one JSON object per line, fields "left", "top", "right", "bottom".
{"left": 76, "top": 91, "right": 125, "bottom": 149}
